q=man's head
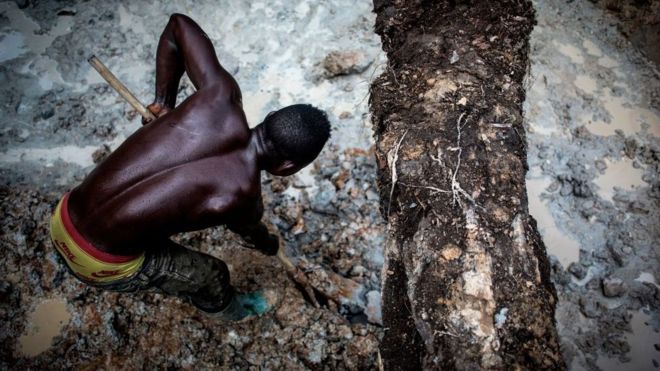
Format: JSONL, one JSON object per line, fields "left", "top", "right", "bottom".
{"left": 259, "top": 104, "right": 330, "bottom": 176}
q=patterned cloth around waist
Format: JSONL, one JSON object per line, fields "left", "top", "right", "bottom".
{"left": 50, "top": 193, "right": 144, "bottom": 283}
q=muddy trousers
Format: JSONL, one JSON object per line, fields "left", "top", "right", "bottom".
{"left": 78, "top": 241, "right": 233, "bottom": 313}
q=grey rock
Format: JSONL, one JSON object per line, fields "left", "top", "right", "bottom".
{"left": 311, "top": 180, "right": 336, "bottom": 211}
{"left": 581, "top": 200, "right": 594, "bottom": 209}
{"left": 586, "top": 278, "right": 600, "bottom": 290}
{"left": 547, "top": 180, "right": 560, "bottom": 192}
{"left": 365, "top": 189, "right": 379, "bottom": 201}
{"left": 579, "top": 296, "right": 600, "bottom": 318}
{"left": 320, "top": 166, "right": 340, "bottom": 178}
{"left": 14, "top": 0, "right": 29, "bottom": 9}
{"left": 322, "top": 50, "right": 372, "bottom": 77}
{"left": 624, "top": 138, "right": 638, "bottom": 159}
{"left": 450, "top": 50, "right": 460, "bottom": 64}
{"left": 40, "top": 107, "right": 55, "bottom": 120}
{"left": 568, "top": 262, "right": 587, "bottom": 280}
{"left": 602, "top": 278, "right": 627, "bottom": 298}
{"left": 629, "top": 201, "right": 649, "bottom": 214}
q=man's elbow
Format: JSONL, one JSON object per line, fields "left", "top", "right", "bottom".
{"left": 168, "top": 13, "right": 191, "bottom": 31}
{"left": 169, "top": 13, "right": 187, "bottom": 23}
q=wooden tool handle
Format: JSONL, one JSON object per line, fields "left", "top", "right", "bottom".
{"left": 277, "top": 248, "right": 297, "bottom": 274}
{"left": 88, "top": 55, "right": 156, "bottom": 121}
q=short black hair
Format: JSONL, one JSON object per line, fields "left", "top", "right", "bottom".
{"left": 264, "top": 104, "right": 331, "bottom": 165}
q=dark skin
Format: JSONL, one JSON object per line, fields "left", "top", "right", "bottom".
{"left": 68, "top": 14, "right": 307, "bottom": 256}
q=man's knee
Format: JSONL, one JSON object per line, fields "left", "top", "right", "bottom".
{"left": 160, "top": 248, "right": 230, "bottom": 290}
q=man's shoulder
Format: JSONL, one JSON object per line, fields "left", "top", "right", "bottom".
{"left": 179, "top": 90, "right": 249, "bottom": 142}
{"left": 200, "top": 79, "right": 242, "bottom": 108}
{"left": 206, "top": 149, "right": 260, "bottom": 195}
{"left": 201, "top": 167, "right": 261, "bottom": 220}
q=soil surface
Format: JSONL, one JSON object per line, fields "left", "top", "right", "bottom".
{"left": 370, "top": 1, "right": 563, "bottom": 369}
{"left": 0, "top": 0, "right": 387, "bottom": 368}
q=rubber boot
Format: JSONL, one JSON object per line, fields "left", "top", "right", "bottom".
{"left": 204, "top": 290, "right": 275, "bottom": 321}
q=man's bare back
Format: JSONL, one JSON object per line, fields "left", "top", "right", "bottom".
{"left": 69, "top": 88, "right": 260, "bottom": 255}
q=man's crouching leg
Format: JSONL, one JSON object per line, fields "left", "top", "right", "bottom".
{"left": 139, "top": 240, "right": 273, "bottom": 321}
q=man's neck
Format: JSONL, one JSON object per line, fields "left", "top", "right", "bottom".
{"left": 249, "top": 125, "right": 269, "bottom": 170}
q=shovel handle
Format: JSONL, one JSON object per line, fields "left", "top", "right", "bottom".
{"left": 88, "top": 55, "right": 156, "bottom": 121}
{"left": 276, "top": 248, "right": 297, "bottom": 274}
{"left": 276, "top": 247, "right": 321, "bottom": 308}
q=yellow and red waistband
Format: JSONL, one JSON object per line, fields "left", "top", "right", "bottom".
{"left": 49, "top": 193, "right": 145, "bottom": 283}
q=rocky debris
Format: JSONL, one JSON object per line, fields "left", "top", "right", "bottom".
{"left": 590, "top": 0, "right": 660, "bottom": 66}
{"left": 568, "top": 262, "right": 587, "bottom": 280}
{"left": 322, "top": 50, "right": 373, "bottom": 78}
{"left": 365, "top": 291, "right": 382, "bottom": 326}
{"left": 0, "top": 150, "right": 384, "bottom": 369}
{"left": 579, "top": 296, "right": 601, "bottom": 319}
{"left": 0, "top": 146, "right": 386, "bottom": 368}
{"left": 1, "top": 0, "right": 389, "bottom": 367}
{"left": 91, "top": 144, "right": 111, "bottom": 164}
{"left": 310, "top": 179, "right": 337, "bottom": 213}
{"left": 602, "top": 278, "right": 627, "bottom": 298}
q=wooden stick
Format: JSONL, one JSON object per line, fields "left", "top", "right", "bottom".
{"left": 88, "top": 55, "right": 156, "bottom": 121}
{"left": 277, "top": 247, "right": 320, "bottom": 308}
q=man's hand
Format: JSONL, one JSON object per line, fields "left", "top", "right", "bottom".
{"left": 141, "top": 102, "right": 171, "bottom": 125}
{"left": 229, "top": 220, "right": 280, "bottom": 256}
{"left": 260, "top": 233, "right": 280, "bottom": 256}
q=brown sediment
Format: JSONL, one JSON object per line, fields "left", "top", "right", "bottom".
{"left": 369, "top": 1, "right": 564, "bottom": 369}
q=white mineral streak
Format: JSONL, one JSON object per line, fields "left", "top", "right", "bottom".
{"left": 451, "top": 207, "right": 499, "bottom": 367}
{"left": 494, "top": 307, "right": 508, "bottom": 329}
{"left": 406, "top": 216, "right": 440, "bottom": 353}
{"left": 512, "top": 214, "right": 542, "bottom": 284}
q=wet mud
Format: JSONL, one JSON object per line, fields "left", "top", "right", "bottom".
{"left": 525, "top": 0, "right": 660, "bottom": 369}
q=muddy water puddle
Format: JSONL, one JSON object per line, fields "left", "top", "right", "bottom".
{"left": 584, "top": 92, "right": 660, "bottom": 137}
{"left": 596, "top": 310, "right": 660, "bottom": 371}
{"left": 526, "top": 171, "right": 580, "bottom": 267}
{"left": 594, "top": 158, "right": 645, "bottom": 201}
{"left": 574, "top": 74, "right": 598, "bottom": 94}
{"left": 527, "top": 1, "right": 660, "bottom": 368}
{"left": 18, "top": 298, "right": 71, "bottom": 357}
{"left": 555, "top": 41, "right": 585, "bottom": 64}
{"left": 582, "top": 39, "right": 602, "bottom": 57}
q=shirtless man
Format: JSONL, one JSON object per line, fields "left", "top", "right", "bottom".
{"left": 49, "top": 14, "right": 330, "bottom": 321}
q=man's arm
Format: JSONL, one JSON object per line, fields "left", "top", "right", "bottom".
{"left": 226, "top": 198, "right": 280, "bottom": 256}
{"left": 229, "top": 221, "right": 280, "bottom": 256}
{"left": 145, "top": 14, "right": 240, "bottom": 123}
